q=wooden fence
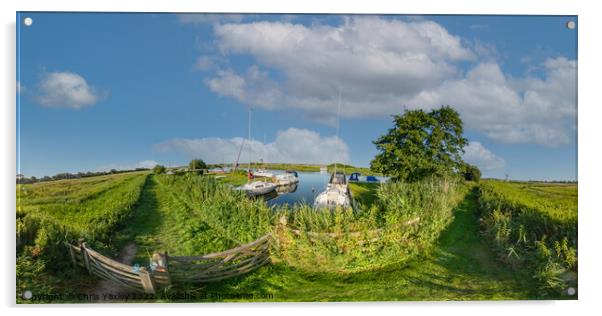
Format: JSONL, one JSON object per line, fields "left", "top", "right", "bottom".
{"left": 65, "top": 241, "right": 169, "bottom": 293}
{"left": 65, "top": 217, "right": 418, "bottom": 293}
{"left": 65, "top": 234, "right": 271, "bottom": 294}
{"left": 168, "top": 234, "right": 271, "bottom": 283}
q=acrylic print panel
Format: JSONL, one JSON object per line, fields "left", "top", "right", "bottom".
{"left": 16, "top": 12, "right": 577, "bottom": 303}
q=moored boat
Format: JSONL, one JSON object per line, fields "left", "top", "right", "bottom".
{"left": 275, "top": 170, "right": 299, "bottom": 186}
{"left": 254, "top": 169, "right": 274, "bottom": 178}
{"left": 313, "top": 172, "right": 352, "bottom": 209}
{"left": 235, "top": 181, "right": 277, "bottom": 198}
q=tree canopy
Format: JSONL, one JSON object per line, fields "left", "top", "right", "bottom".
{"left": 189, "top": 159, "right": 207, "bottom": 170}
{"left": 370, "top": 106, "right": 469, "bottom": 182}
{"left": 153, "top": 165, "right": 166, "bottom": 174}
{"left": 461, "top": 163, "right": 482, "bottom": 182}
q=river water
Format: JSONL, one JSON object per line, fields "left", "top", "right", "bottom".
{"left": 264, "top": 170, "right": 387, "bottom": 207}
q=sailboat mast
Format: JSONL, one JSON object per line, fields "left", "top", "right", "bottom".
{"left": 248, "top": 108, "right": 252, "bottom": 181}
{"left": 334, "top": 90, "right": 341, "bottom": 175}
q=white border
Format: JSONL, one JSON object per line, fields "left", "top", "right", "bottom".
{"left": 2, "top": 1, "right": 599, "bottom": 316}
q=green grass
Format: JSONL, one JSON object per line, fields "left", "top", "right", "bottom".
{"left": 17, "top": 172, "right": 568, "bottom": 302}
{"left": 17, "top": 171, "right": 149, "bottom": 248}
{"left": 115, "top": 174, "right": 274, "bottom": 261}
{"left": 16, "top": 171, "right": 151, "bottom": 303}
{"left": 349, "top": 182, "right": 380, "bottom": 207}
{"left": 187, "top": 190, "right": 535, "bottom": 301}
{"left": 479, "top": 180, "right": 577, "bottom": 225}
{"left": 476, "top": 180, "right": 578, "bottom": 297}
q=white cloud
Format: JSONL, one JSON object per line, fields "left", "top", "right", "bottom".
{"left": 36, "top": 71, "right": 103, "bottom": 109}
{"left": 463, "top": 141, "right": 505, "bottom": 170}
{"left": 154, "top": 127, "right": 349, "bottom": 165}
{"left": 409, "top": 58, "right": 577, "bottom": 145}
{"left": 136, "top": 160, "right": 160, "bottom": 169}
{"left": 201, "top": 17, "right": 576, "bottom": 146}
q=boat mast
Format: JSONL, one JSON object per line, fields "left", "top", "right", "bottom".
{"left": 248, "top": 107, "right": 252, "bottom": 182}
{"left": 334, "top": 89, "right": 341, "bottom": 175}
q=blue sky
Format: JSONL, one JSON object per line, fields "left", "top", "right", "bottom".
{"left": 16, "top": 13, "right": 577, "bottom": 181}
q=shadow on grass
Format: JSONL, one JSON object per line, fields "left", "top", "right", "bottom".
{"left": 113, "top": 175, "right": 163, "bottom": 261}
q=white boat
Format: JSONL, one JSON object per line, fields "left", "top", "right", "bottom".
{"left": 275, "top": 171, "right": 299, "bottom": 186}
{"left": 254, "top": 169, "right": 274, "bottom": 178}
{"left": 314, "top": 172, "right": 352, "bottom": 209}
{"left": 235, "top": 181, "right": 277, "bottom": 198}
{"left": 314, "top": 90, "right": 352, "bottom": 209}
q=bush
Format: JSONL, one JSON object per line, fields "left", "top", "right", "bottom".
{"left": 461, "top": 163, "right": 481, "bottom": 182}
{"left": 189, "top": 159, "right": 207, "bottom": 171}
{"left": 153, "top": 165, "right": 166, "bottom": 174}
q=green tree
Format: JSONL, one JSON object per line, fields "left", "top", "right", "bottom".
{"left": 461, "top": 163, "right": 482, "bottom": 181}
{"left": 370, "top": 106, "right": 468, "bottom": 181}
{"left": 189, "top": 159, "right": 207, "bottom": 174}
{"left": 153, "top": 165, "right": 166, "bottom": 174}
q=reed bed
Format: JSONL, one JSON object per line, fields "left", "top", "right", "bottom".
{"left": 272, "top": 178, "right": 465, "bottom": 273}
{"left": 152, "top": 174, "right": 274, "bottom": 255}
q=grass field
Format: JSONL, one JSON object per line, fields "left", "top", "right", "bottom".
{"left": 477, "top": 180, "right": 578, "bottom": 297}
{"left": 16, "top": 172, "right": 576, "bottom": 302}
{"left": 479, "top": 180, "right": 577, "bottom": 225}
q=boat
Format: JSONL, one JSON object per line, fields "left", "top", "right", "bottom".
{"left": 254, "top": 169, "right": 274, "bottom": 178}
{"left": 235, "top": 181, "right": 277, "bottom": 198}
{"left": 313, "top": 90, "right": 352, "bottom": 210}
{"left": 366, "top": 175, "right": 379, "bottom": 183}
{"left": 274, "top": 170, "right": 299, "bottom": 186}
{"left": 349, "top": 172, "right": 361, "bottom": 182}
{"left": 233, "top": 108, "right": 277, "bottom": 198}
{"left": 313, "top": 171, "right": 352, "bottom": 209}
{"left": 319, "top": 166, "right": 327, "bottom": 173}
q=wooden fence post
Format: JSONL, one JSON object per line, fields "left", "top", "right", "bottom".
{"left": 150, "top": 252, "right": 171, "bottom": 287}
{"left": 81, "top": 242, "right": 92, "bottom": 274}
{"left": 139, "top": 267, "right": 156, "bottom": 294}
{"left": 68, "top": 244, "right": 77, "bottom": 267}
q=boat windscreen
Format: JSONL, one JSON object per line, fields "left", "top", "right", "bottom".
{"left": 330, "top": 173, "right": 347, "bottom": 185}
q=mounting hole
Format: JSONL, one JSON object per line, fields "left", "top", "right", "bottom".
{"left": 22, "top": 290, "right": 32, "bottom": 300}
{"left": 567, "top": 287, "right": 576, "bottom": 296}
{"left": 566, "top": 21, "right": 575, "bottom": 30}
{"left": 23, "top": 17, "right": 33, "bottom": 26}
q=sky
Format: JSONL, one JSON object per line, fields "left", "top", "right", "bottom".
{"left": 16, "top": 13, "right": 577, "bottom": 181}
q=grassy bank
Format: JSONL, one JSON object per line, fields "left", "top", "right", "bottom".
{"left": 194, "top": 189, "right": 536, "bottom": 301}
{"left": 271, "top": 179, "right": 466, "bottom": 274}
{"left": 115, "top": 174, "right": 274, "bottom": 259}
{"left": 16, "top": 171, "right": 150, "bottom": 303}
{"left": 16, "top": 172, "right": 567, "bottom": 302}
{"left": 476, "top": 180, "right": 577, "bottom": 297}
